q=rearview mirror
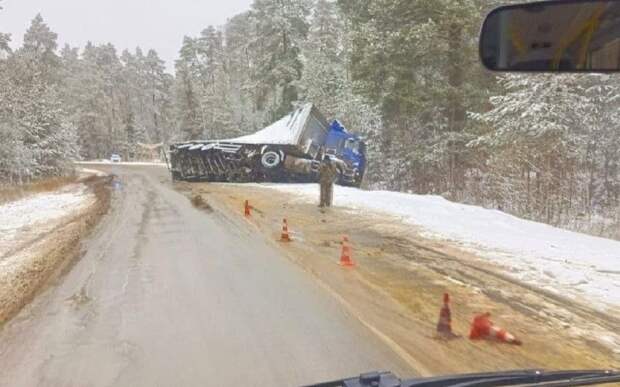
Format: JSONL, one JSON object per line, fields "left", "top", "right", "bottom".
{"left": 480, "top": 0, "right": 620, "bottom": 72}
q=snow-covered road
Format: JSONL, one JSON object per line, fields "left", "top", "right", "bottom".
{"left": 0, "top": 165, "right": 413, "bottom": 386}
{"left": 258, "top": 184, "right": 620, "bottom": 313}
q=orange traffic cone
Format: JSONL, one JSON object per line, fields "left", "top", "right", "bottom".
{"left": 244, "top": 200, "right": 251, "bottom": 217}
{"left": 469, "top": 313, "right": 491, "bottom": 340}
{"left": 469, "top": 312, "right": 522, "bottom": 345}
{"left": 281, "top": 219, "right": 291, "bottom": 242}
{"left": 339, "top": 235, "right": 355, "bottom": 267}
{"left": 436, "top": 293, "right": 454, "bottom": 337}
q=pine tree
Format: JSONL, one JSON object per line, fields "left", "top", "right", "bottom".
{"left": 0, "top": 32, "right": 9, "bottom": 56}
{"left": 58, "top": 42, "right": 174, "bottom": 159}
{"left": 337, "top": 0, "right": 493, "bottom": 194}
{"left": 3, "top": 15, "right": 77, "bottom": 178}
{"left": 174, "top": 37, "right": 203, "bottom": 140}
{"left": 300, "top": 0, "right": 345, "bottom": 117}
{"left": 198, "top": 26, "right": 236, "bottom": 139}
{"left": 298, "top": 0, "right": 383, "bottom": 184}
{"left": 143, "top": 49, "right": 174, "bottom": 143}
{"left": 224, "top": 11, "right": 266, "bottom": 132}
{"left": 0, "top": 1, "right": 8, "bottom": 56}
{"left": 22, "top": 14, "right": 61, "bottom": 80}
{"left": 474, "top": 73, "right": 620, "bottom": 229}
{"left": 248, "top": 0, "right": 312, "bottom": 120}
{"left": 581, "top": 77, "right": 620, "bottom": 211}
{"left": 0, "top": 15, "right": 34, "bottom": 183}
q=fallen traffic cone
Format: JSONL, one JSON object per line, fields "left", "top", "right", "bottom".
{"left": 469, "top": 312, "right": 522, "bottom": 345}
{"left": 436, "top": 293, "right": 455, "bottom": 337}
{"left": 490, "top": 324, "right": 522, "bottom": 345}
{"left": 280, "top": 218, "right": 291, "bottom": 242}
{"left": 339, "top": 235, "right": 355, "bottom": 267}
{"left": 244, "top": 200, "right": 251, "bottom": 217}
{"left": 469, "top": 313, "right": 491, "bottom": 340}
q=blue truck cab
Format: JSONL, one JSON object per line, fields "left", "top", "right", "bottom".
{"left": 324, "top": 120, "right": 367, "bottom": 187}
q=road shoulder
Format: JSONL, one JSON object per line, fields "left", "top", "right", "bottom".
{"left": 177, "top": 182, "right": 619, "bottom": 374}
{"left": 0, "top": 175, "right": 111, "bottom": 325}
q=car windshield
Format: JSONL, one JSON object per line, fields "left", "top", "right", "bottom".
{"left": 0, "top": 0, "right": 618, "bottom": 386}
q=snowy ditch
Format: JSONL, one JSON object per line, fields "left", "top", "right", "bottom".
{"left": 0, "top": 184, "right": 95, "bottom": 255}
{"left": 256, "top": 183, "right": 620, "bottom": 313}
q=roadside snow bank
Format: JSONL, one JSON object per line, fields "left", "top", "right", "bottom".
{"left": 78, "top": 168, "right": 108, "bottom": 177}
{"left": 77, "top": 160, "right": 166, "bottom": 167}
{"left": 0, "top": 184, "right": 94, "bottom": 254}
{"left": 260, "top": 184, "right": 620, "bottom": 311}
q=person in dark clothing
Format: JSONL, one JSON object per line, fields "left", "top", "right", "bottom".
{"left": 319, "top": 155, "right": 338, "bottom": 208}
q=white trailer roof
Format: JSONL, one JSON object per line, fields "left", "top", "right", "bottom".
{"left": 223, "top": 103, "right": 313, "bottom": 145}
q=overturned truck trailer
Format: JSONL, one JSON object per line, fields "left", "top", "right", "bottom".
{"left": 169, "top": 104, "right": 367, "bottom": 187}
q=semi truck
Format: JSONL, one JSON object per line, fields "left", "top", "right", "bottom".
{"left": 168, "top": 103, "right": 367, "bottom": 187}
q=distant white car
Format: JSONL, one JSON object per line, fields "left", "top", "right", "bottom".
{"left": 110, "top": 154, "right": 122, "bottom": 163}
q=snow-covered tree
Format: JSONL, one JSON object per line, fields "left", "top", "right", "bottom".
{"left": 174, "top": 37, "right": 203, "bottom": 140}
{"left": 0, "top": 15, "right": 77, "bottom": 180}
{"left": 298, "top": 1, "right": 383, "bottom": 184}
{"left": 473, "top": 73, "right": 620, "bottom": 231}
{"left": 0, "top": 1, "right": 9, "bottom": 56}
{"left": 22, "top": 14, "right": 61, "bottom": 80}
{"left": 196, "top": 26, "right": 236, "bottom": 139}
{"left": 300, "top": 0, "right": 345, "bottom": 116}
{"left": 224, "top": 11, "right": 266, "bottom": 132}
{"left": 58, "top": 42, "right": 174, "bottom": 160}
{"left": 248, "top": 0, "right": 312, "bottom": 120}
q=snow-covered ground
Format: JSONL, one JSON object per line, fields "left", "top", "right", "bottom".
{"left": 0, "top": 184, "right": 94, "bottom": 255}
{"left": 259, "top": 184, "right": 620, "bottom": 312}
{"left": 77, "top": 160, "right": 167, "bottom": 167}
{"left": 78, "top": 167, "right": 108, "bottom": 177}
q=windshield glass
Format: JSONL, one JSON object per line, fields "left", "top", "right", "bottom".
{"left": 344, "top": 139, "right": 359, "bottom": 154}
{"left": 0, "top": 0, "right": 617, "bottom": 385}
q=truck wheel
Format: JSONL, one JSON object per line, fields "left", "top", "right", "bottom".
{"left": 261, "top": 150, "right": 282, "bottom": 169}
{"left": 353, "top": 177, "right": 363, "bottom": 188}
{"left": 354, "top": 171, "right": 364, "bottom": 188}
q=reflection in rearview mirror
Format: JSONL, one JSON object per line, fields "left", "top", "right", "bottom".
{"left": 480, "top": 0, "right": 620, "bottom": 72}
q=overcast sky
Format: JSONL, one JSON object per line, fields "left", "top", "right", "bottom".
{"left": 0, "top": 0, "right": 253, "bottom": 72}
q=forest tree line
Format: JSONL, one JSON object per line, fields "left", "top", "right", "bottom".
{"left": 1, "top": 0, "right": 618, "bottom": 238}
{"left": 0, "top": 9, "right": 174, "bottom": 183}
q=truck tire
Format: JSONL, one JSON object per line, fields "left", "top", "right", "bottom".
{"left": 261, "top": 149, "right": 283, "bottom": 169}
{"left": 337, "top": 166, "right": 347, "bottom": 186}
{"left": 354, "top": 177, "right": 363, "bottom": 188}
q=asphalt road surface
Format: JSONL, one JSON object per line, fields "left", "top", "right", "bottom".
{"left": 0, "top": 165, "right": 413, "bottom": 387}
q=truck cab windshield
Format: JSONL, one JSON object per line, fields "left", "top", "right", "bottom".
{"left": 345, "top": 139, "right": 360, "bottom": 154}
